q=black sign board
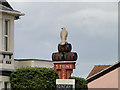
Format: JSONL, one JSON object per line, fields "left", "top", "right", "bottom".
{"left": 56, "top": 84, "right": 73, "bottom": 90}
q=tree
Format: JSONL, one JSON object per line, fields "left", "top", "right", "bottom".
{"left": 70, "top": 77, "right": 88, "bottom": 90}
{"left": 10, "top": 67, "right": 59, "bottom": 89}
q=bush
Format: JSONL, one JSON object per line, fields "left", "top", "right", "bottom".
{"left": 10, "top": 67, "right": 59, "bottom": 89}
{"left": 70, "top": 77, "right": 88, "bottom": 90}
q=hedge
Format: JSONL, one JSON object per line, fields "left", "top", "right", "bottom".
{"left": 10, "top": 67, "right": 59, "bottom": 89}
{"left": 10, "top": 67, "right": 87, "bottom": 89}
{"left": 70, "top": 77, "right": 88, "bottom": 89}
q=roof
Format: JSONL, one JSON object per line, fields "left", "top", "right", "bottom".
{"left": 0, "top": 0, "right": 13, "bottom": 9}
{"left": 15, "top": 59, "right": 53, "bottom": 62}
{"left": 0, "top": 0, "right": 24, "bottom": 18}
{"left": 86, "top": 61, "right": 120, "bottom": 83}
{"left": 86, "top": 65, "right": 111, "bottom": 79}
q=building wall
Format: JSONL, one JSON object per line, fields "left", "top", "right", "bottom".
{"left": 33, "top": 60, "right": 53, "bottom": 68}
{"left": 0, "top": 76, "right": 11, "bottom": 89}
{"left": 88, "top": 67, "right": 119, "bottom": 88}
{"left": 15, "top": 60, "right": 53, "bottom": 69}
{"left": 15, "top": 61, "right": 33, "bottom": 68}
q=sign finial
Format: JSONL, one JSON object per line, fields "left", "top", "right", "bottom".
{"left": 60, "top": 27, "right": 68, "bottom": 45}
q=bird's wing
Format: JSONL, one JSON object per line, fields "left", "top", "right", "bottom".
{"left": 60, "top": 31, "right": 62, "bottom": 39}
{"left": 65, "top": 31, "right": 68, "bottom": 40}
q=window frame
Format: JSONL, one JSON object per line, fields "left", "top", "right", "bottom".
{"left": 4, "top": 19, "right": 10, "bottom": 51}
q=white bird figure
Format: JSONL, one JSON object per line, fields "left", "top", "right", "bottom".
{"left": 60, "top": 27, "right": 68, "bottom": 45}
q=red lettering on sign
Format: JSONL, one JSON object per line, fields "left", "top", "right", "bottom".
{"left": 54, "top": 62, "right": 75, "bottom": 79}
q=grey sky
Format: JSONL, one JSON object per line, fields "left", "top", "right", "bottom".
{"left": 10, "top": 2, "right": 118, "bottom": 78}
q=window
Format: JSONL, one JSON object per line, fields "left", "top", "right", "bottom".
{"left": 4, "top": 82, "right": 8, "bottom": 90}
{"left": 4, "top": 20, "right": 9, "bottom": 51}
{"left": 4, "top": 82, "right": 10, "bottom": 90}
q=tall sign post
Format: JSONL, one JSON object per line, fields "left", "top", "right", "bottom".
{"left": 52, "top": 27, "right": 78, "bottom": 89}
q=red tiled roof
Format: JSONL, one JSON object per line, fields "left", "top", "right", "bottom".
{"left": 86, "top": 65, "right": 111, "bottom": 79}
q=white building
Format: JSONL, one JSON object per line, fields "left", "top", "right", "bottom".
{"left": 0, "top": 0, "right": 23, "bottom": 89}
{"left": 0, "top": 0, "right": 53, "bottom": 89}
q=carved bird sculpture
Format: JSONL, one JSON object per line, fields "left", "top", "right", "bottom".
{"left": 60, "top": 27, "right": 68, "bottom": 45}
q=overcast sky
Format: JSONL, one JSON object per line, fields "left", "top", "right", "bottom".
{"left": 9, "top": 1, "right": 118, "bottom": 78}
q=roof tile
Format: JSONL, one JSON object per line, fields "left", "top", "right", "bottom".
{"left": 86, "top": 65, "right": 111, "bottom": 79}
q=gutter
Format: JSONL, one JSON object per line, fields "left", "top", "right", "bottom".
{"left": 0, "top": 9, "right": 24, "bottom": 16}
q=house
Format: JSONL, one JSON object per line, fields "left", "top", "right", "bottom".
{"left": 0, "top": 0, "right": 24, "bottom": 89}
{"left": 0, "top": 0, "right": 53, "bottom": 89}
{"left": 86, "top": 61, "right": 120, "bottom": 90}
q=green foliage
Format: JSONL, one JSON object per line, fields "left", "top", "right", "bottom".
{"left": 70, "top": 77, "right": 88, "bottom": 90}
{"left": 10, "top": 67, "right": 59, "bottom": 89}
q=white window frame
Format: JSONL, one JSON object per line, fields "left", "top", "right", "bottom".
{"left": 4, "top": 19, "right": 10, "bottom": 51}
